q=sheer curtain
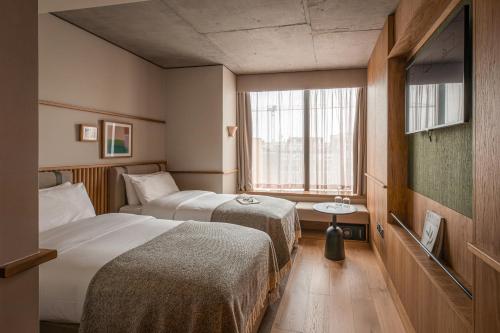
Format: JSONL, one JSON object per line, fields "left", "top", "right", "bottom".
{"left": 407, "top": 83, "right": 463, "bottom": 132}
{"left": 407, "top": 84, "right": 438, "bottom": 132}
{"left": 250, "top": 90, "right": 304, "bottom": 190}
{"left": 442, "top": 83, "right": 464, "bottom": 124}
{"left": 309, "top": 88, "right": 359, "bottom": 192}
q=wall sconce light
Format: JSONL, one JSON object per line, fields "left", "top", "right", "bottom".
{"left": 227, "top": 126, "right": 238, "bottom": 137}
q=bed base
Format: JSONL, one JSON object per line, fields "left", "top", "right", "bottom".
{"left": 40, "top": 300, "right": 269, "bottom": 333}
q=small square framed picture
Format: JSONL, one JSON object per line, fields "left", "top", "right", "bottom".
{"left": 101, "top": 120, "right": 133, "bottom": 158}
{"left": 79, "top": 125, "right": 98, "bottom": 142}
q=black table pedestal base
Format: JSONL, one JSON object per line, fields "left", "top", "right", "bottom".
{"left": 324, "top": 215, "right": 345, "bottom": 261}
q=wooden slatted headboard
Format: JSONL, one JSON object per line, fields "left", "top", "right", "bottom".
{"left": 39, "top": 161, "right": 167, "bottom": 215}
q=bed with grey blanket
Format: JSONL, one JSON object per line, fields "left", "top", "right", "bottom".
{"left": 79, "top": 221, "right": 278, "bottom": 333}
{"left": 139, "top": 192, "right": 301, "bottom": 278}
{"left": 108, "top": 164, "right": 300, "bottom": 278}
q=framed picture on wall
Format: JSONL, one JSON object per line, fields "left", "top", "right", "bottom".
{"left": 101, "top": 120, "right": 133, "bottom": 158}
{"left": 79, "top": 124, "right": 98, "bottom": 142}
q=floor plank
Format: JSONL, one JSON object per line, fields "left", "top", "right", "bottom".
{"left": 329, "top": 260, "right": 355, "bottom": 333}
{"left": 271, "top": 231, "right": 406, "bottom": 333}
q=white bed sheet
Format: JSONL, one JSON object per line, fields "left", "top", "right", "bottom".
{"left": 39, "top": 213, "right": 183, "bottom": 323}
{"left": 142, "top": 190, "right": 236, "bottom": 221}
{"left": 119, "top": 204, "right": 143, "bottom": 215}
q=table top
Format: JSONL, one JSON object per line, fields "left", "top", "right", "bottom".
{"left": 313, "top": 202, "right": 357, "bottom": 215}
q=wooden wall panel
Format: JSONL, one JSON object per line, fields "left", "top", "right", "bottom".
{"left": 72, "top": 166, "right": 110, "bottom": 215}
{"left": 383, "top": 225, "right": 473, "bottom": 333}
{"left": 387, "top": 56, "right": 408, "bottom": 221}
{"left": 394, "top": 0, "right": 425, "bottom": 42}
{"left": 40, "top": 166, "right": 110, "bottom": 215}
{"left": 366, "top": 0, "right": 478, "bottom": 331}
{"left": 473, "top": 0, "right": 500, "bottom": 331}
{"left": 366, "top": 60, "right": 376, "bottom": 180}
{"left": 408, "top": 190, "right": 473, "bottom": 286}
{"left": 392, "top": 0, "right": 456, "bottom": 57}
{"left": 474, "top": 0, "right": 500, "bottom": 262}
{"left": 474, "top": 260, "right": 500, "bottom": 332}
{"left": 367, "top": 181, "right": 388, "bottom": 261}
{"left": 367, "top": 18, "right": 390, "bottom": 185}
{"left": 366, "top": 17, "right": 392, "bottom": 262}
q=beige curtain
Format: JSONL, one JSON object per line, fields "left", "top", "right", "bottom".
{"left": 236, "top": 92, "right": 253, "bottom": 191}
{"left": 352, "top": 87, "right": 367, "bottom": 195}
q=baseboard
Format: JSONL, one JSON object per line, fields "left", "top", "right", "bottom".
{"left": 371, "top": 242, "right": 416, "bottom": 333}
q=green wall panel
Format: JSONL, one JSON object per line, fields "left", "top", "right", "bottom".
{"left": 408, "top": 122, "right": 473, "bottom": 217}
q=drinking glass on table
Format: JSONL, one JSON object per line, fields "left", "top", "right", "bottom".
{"left": 334, "top": 196, "right": 342, "bottom": 207}
{"left": 342, "top": 197, "right": 351, "bottom": 208}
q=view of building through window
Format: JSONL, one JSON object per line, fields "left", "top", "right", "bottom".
{"left": 250, "top": 87, "right": 360, "bottom": 193}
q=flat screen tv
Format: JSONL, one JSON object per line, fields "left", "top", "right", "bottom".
{"left": 405, "top": 4, "right": 472, "bottom": 134}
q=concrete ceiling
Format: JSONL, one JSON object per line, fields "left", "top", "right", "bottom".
{"left": 54, "top": 0, "right": 398, "bottom": 74}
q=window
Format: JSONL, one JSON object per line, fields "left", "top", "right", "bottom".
{"left": 250, "top": 87, "right": 360, "bottom": 193}
{"left": 251, "top": 90, "right": 304, "bottom": 190}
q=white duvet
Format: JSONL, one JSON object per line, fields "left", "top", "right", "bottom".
{"left": 39, "top": 213, "right": 183, "bottom": 323}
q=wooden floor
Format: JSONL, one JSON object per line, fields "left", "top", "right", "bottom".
{"left": 271, "top": 232, "right": 406, "bottom": 333}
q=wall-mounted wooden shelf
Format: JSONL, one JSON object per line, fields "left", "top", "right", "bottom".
{"left": 468, "top": 243, "right": 500, "bottom": 273}
{"left": 390, "top": 223, "right": 473, "bottom": 329}
{"left": 0, "top": 249, "right": 57, "bottom": 278}
{"left": 168, "top": 169, "right": 238, "bottom": 175}
{"left": 39, "top": 100, "right": 166, "bottom": 124}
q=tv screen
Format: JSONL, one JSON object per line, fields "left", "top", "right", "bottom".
{"left": 405, "top": 5, "right": 471, "bottom": 134}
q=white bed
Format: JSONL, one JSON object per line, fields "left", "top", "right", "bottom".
{"left": 39, "top": 213, "right": 182, "bottom": 322}
{"left": 120, "top": 190, "right": 297, "bottom": 229}
{"left": 109, "top": 165, "right": 301, "bottom": 275}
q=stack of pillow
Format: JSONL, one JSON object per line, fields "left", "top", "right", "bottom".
{"left": 39, "top": 182, "right": 96, "bottom": 232}
{"left": 122, "top": 171, "right": 179, "bottom": 206}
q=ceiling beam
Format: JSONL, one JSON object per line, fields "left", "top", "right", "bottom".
{"left": 38, "top": 0, "right": 149, "bottom": 14}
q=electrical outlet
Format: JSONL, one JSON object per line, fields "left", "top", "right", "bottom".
{"left": 376, "top": 222, "right": 384, "bottom": 238}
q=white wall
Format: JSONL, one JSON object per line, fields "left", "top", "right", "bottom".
{"left": 163, "top": 65, "right": 237, "bottom": 193}
{"left": 0, "top": 2, "right": 39, "bottom": 332}
{"left": 163, "top": 65, "right": 223, "bottom": 172}
{"left": 38, "top": 14, "right": 167, "bottom": 167}
{"left": 237, "top": 68, "right": 367, "bottom": 92}
{"left": 39, "top": 15, "right": 238, "bottom": 193}
{"left": 222, "top": 66, "right": 237, "bottom": 171}
{"left": 222, "top": 67, "right": 237, "bottom": 193}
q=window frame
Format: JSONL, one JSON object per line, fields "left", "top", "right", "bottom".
{"left": 250, "top": 88, "right": 357, "bottom": 195}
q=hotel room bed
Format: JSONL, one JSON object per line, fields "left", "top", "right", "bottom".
{"left": 39, "top": 171, "right": 279, "bottom": 333}
{"left": 109, "top": 164, "right": 301, "bottom": 277}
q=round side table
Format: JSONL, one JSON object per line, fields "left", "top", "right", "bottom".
{"left": 313, "top": 202, "right": 357, "bottom": 261}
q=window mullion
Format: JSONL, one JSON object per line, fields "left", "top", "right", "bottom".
{"left": 304, "top": 90, "right": 310, "bottom": 191}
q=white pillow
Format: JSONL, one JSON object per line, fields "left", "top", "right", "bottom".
{"left": 130, "top": 172, "right": 179, "bottom": 205}
{"left": 122, "top": 174, "right": 141, "bottom": 205}
{"left": 39, "top": 183, "right": 96, "bottom": 232}
{"left": 123, "top": 172, "right": 164, "bottom": 205}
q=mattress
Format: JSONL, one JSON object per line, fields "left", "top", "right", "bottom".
{"left": 119, "top": 204, "right": 143, "bottom": 215}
